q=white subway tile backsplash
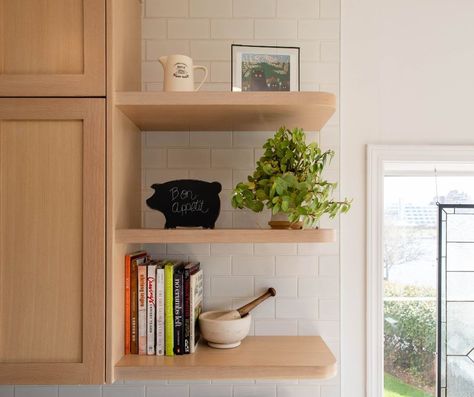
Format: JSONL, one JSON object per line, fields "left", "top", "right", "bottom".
{"left": 254, "top": 243, "right": 297, "bottom": 256}
{"left": 212, "top": 149, "right": 255, "bottom": 169}
{"left": 211, "top": 19, "right": 254, "bottom": 39}
{"left": 255, "top": 19, "right": 297, "bottom": 39}
{"left": 145, "top": 131, "right": 190, "bottom": 147}
{"left": 211, "top": 243, "right": 254, "bottom": 255}
{"left": 189, "top": 168, "right": 233, "bottom": 189}
{"left": 203, "top": 296, "right": 233, "bottom": 311}
{"left": 219, "top": 189, "right": 234, "bottom": 210}
{"left": 320, "top": 0, "right": 340, "bottom": 18}
{"left": 190, "top": 384, "right": 232, "bottom": 397}
{"left": 146, "top": 0, "right": 188, "bottom": 17}
{"left": 318, "top": 255, "right": 339, "bottom": 276}
{"left": 143, "top": 210, "right": 166, "bottom": 228}
{"left": 198, "top": 82, "right": 230, "bottom": 91}
{"left": 319, "top": 299, "right": 339, "bottom": 320}
{"left": 14, "top": 387, "right": 58, "bottom": 397}
{"left": 298, "top": 277, "right": 339, "bottom": 298}
{"left": 255, "top": 277, "right": 297, "bottom": 297}
{"left": 143, "top": 243, "right": 167, "bottom": 256}
{"left": 232, "top": 169, "right": 254, "bottom": 187}
{"left": 321, "top": 41, "right": 340, "bottom": 62}
{"left": 190, "top": 131, "right": 232, "bottom": 147}
{"left": 232, "top": 256, "right": 275, "bottom": 275}
{"left": 276, "top": 256, "right": 318, "bottom": 276}
{"left": 215, "top": 210, "right": 233, "bottom": 228}
{"left": 144, "top": 168, "right": 189, "bottom": 187}
{"left": 297, "top": 320, "right": 339, "bottom": 338}
{"left": 58, "top": 386, "right": 101, "bottom": 397}
{"left": 167, "top": 243, "right": 211, "bottom": 255}
{"left": 277, "top": 385, "right": 321, "bottom": 397}
{"left": 297, "top": 242, "right": 339, "bottom": 255}
{"left": 233, "top": 385, "right": 276, "bottom": 397}
{"left": 190, "top": 40, "right": 233, "bottom": 61}
{"left": 276, "top": 298, "right": 318, "bottom": 319}
{"left": 233, "top": 0, "right": 276, "bottom": 17}
{"left": 211, "top": 276, "right": 255, "bottom": 297}
{"left": 277, "top": 40, "right": 320, "bottom": 62}
{"left": 190, "top": 0, "right": 232, "bottom": 17}
{"left": 254, "top": 319, "right": 297, "bottom": 335}
{"left": 142, "top": 148, "right": 167, "bottom": 168}
{"left": 232, "top": 210, "right": 270, "bottom": 229}
{"left": 301, "top": 62, "right": 339, "bottom": 84}
{"left": 168, "top": 19, "right": 210, "bottom": 39}
{"left": 146, "top": 40, "right": 191, "bottom": 61}
{"left": 168, "top": 149, "right": 210, "bottom": 168}
{"left": 189, "top": 255, "right": 232, "bottom": 275}
{"left": 210, "top": 61, "right": 231, "bottom": 82}
{"left": 277, "top": 0, "right": 319, "bottom": 18}
{"left": 142, "top": 61, "right": 163, "bottom": 82}
{"left": 142, "top": 19, "right": 167, "bottom": 39}
{"left": 0, "top": 386, "right": 13, "bottom": 397}
{"left": 298, "top": 20, "right": 340, "bottom": 40}
{"left": 146, "top": 385, "right": 189, "bottom": 397}
{"left": 145, "top": 82, "right": 164, "bottom": 91}
{"left": 232, "top": 131, "right": 275, "bottom": 148}
{"left": 321, "top": 385, "right": 340, "bottom": 397}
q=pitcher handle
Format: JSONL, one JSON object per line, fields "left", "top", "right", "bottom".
{"left": 193, "top": 65, "right": 208, "bottom": 91}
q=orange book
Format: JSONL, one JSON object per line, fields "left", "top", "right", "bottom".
{"left": 124, "top": 251, "right": 146, "bottom": 354}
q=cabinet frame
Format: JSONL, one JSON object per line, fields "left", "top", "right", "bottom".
{"left": 0, "top": 98, "right": 105, "bottom": 384}
{"left": 0, "top": 0, "right": 106, "bottom": 97}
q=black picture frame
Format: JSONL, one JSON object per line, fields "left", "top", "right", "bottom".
{"left": 231, "top": 44, "right": 300, "bottom": 92}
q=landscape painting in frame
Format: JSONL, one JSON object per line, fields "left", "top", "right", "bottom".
{"left": 231, "top": 45, "right": 300, "bottom": 92}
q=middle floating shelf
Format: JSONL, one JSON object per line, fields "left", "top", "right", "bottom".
{"left": 115, "top": 91, "right": 336, "bottom": 131}
{"left": 115, "top": 228, "right": 336, "bottom": 244}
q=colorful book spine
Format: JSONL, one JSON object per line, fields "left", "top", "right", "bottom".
{"left": 164, "top": 261, "right": 178, "bottom": 356}
{"left": 124, "top": 254, "right": 132, "bottom": 354}
{"left": 184, "top": 262, "right": 201, "bottom": 354}
{"left": 155, "top": 263, "right": 165, "bottom": 356}
{"left": 138, "top": 263, "right": 148, "bottom": 355}
{"left": 146, "top": 262, "right": 157, "bottom": 355}
{"left": 190, "top": 269, "right": 204, "bottom": 353}
{"left": 173, "top": 264, "right": 185, "bottom": 355}
{"left": 130, "top": 255, "right": 147, "bottom": 354}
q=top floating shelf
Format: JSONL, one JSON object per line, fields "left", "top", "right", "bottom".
{"left": 115, "top": 91, "right": 336, "bottom": 131}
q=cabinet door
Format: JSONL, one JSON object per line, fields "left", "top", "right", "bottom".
{"left": 0, "top": 99, "right": 105, "bottom": 384}
{"left": 0, "top": 0, "right": 105, "bottom": 97}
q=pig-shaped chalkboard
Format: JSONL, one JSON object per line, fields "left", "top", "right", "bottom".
{"left": 146, "top": 180, "right": 222, "bottom": 229}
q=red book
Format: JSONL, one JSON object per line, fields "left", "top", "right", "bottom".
{"left": 124, "top": 251, "right": 146, "bottom": 354}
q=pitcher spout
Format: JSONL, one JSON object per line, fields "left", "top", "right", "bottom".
{"left": 158, "top": 56, "right": 168, "bottom": 67}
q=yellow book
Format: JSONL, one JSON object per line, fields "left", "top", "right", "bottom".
{"left": 164, "top": 260, "right": 181, "bottom": 356}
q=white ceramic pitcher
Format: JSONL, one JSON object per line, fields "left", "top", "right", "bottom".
{"left": 159, "top": 54, "right": 208, "bottom": 92}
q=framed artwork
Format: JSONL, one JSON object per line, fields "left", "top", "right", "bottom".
{"left": 231, "top": 44, "right": 300, "bottom": 92}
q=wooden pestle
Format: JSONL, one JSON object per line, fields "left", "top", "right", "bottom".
{"left": 215, "top": 288, "right": 277, "bottom": 320}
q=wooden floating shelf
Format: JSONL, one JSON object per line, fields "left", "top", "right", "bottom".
{"left": 115, "top": 91, "right": 336, "bottom": 131}
{"left": 115, "top": 228, "right": 336, "bottom": 244}
{"left": 114, "top": 336, "right": 337, "bottom": 381}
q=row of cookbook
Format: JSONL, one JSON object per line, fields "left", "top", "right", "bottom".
{"left": 125, "top": 251, "right": 204, "bottom": 356}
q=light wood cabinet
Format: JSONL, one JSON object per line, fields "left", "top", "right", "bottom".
{"left": 0, "top": 98, "right": 105, "bottom": 384}
{"left": 0, "top": 0, "right": 105, "bottom": 97}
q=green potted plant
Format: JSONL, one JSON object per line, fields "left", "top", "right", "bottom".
{"left": 231, "top": 127, "right": 351, "bottom": 229}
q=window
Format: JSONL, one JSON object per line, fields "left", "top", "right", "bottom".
{"left": 366, "top": 145, "right": 474, "bottom": 397}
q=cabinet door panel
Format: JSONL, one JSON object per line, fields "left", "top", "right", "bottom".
{"left": 0, "top": 99, "right": 105, "bottom": 384}
{"left": 0, "top": 0, "right": 105, "bottom": 97}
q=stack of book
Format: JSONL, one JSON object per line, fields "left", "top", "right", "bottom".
{"left": 124, "top": 251, "right": 204, "bottom": 356}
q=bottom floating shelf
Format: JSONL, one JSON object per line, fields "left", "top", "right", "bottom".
{"left": 114, "top": 336, "right": 336, "bottom": 381}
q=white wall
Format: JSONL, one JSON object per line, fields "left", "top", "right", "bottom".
{"left": 340, "top": 0, "right": 474, "bottom": 395}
